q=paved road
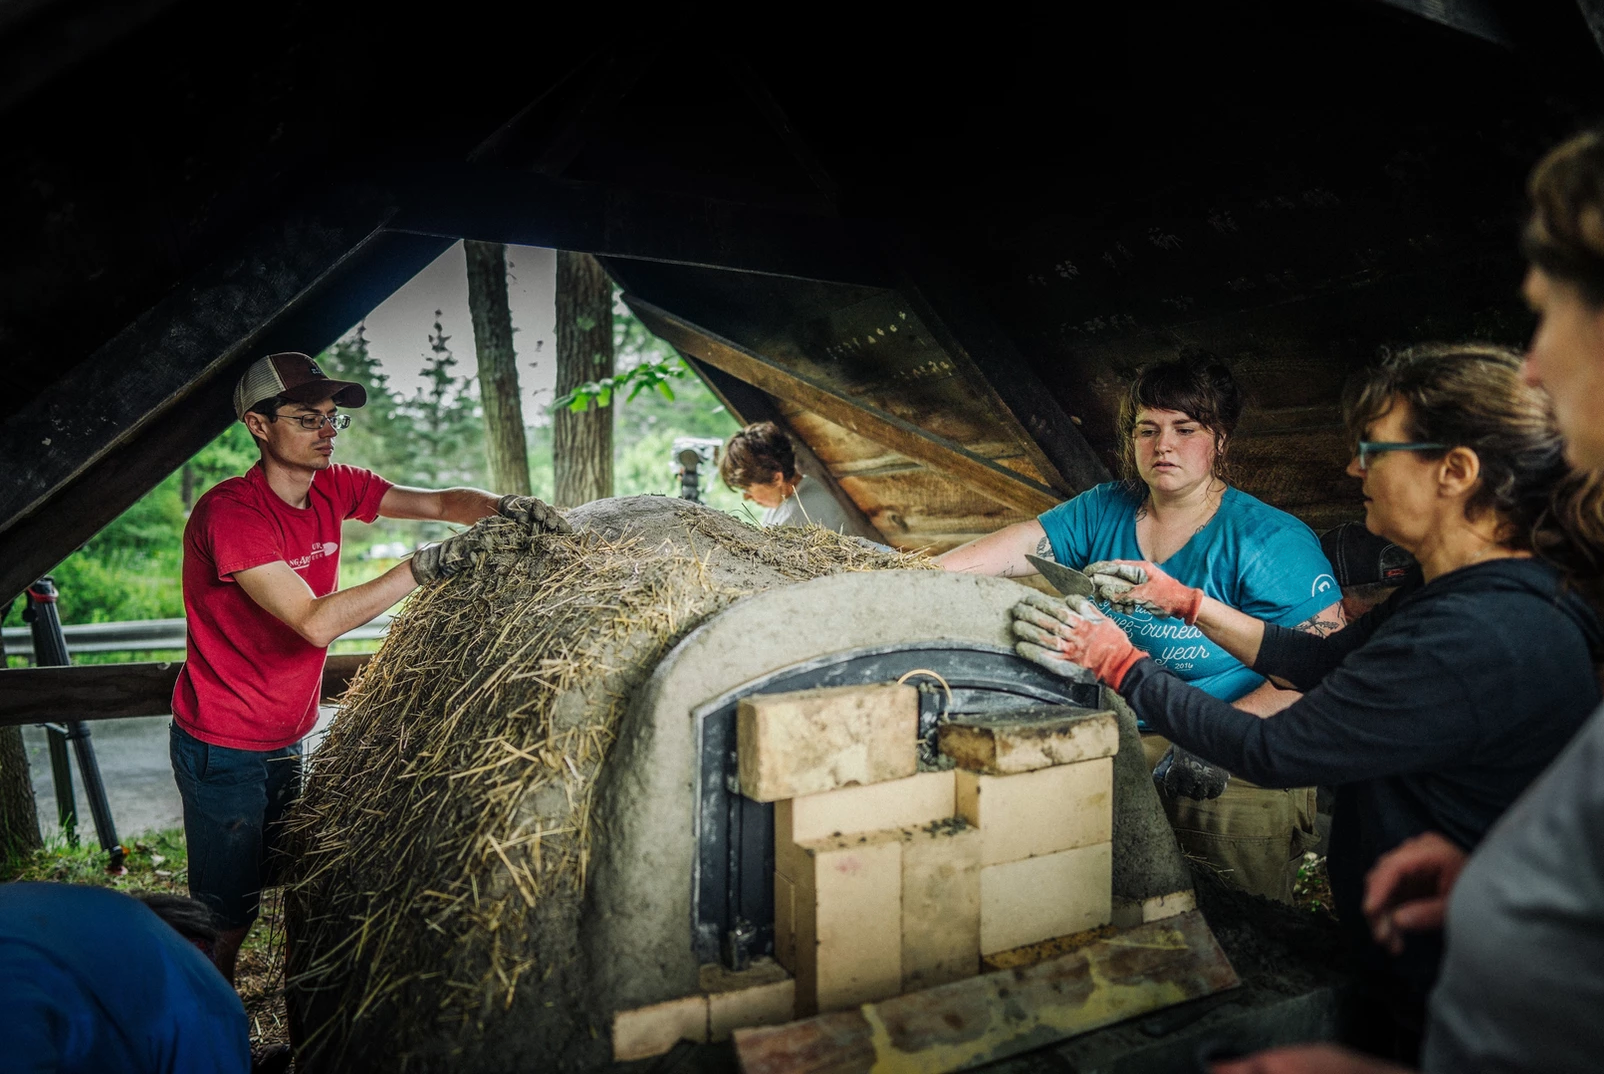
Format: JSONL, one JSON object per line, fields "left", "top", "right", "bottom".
{"left": 23, "top": 709, "right": 336, "bottom": 842}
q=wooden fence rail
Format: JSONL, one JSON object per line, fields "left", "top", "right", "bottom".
{"left": 0, "top": 654, "right": 372, "bottom": 728}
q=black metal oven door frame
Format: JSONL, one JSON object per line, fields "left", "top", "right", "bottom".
{"left": 690, "top": 641, "right": 1099, "bottom": 966}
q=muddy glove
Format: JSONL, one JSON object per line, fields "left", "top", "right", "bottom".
{"left": 496, "top": 493, "right": 573, "bottom": 535}
{"left": 1152, "top": 743, "right": 1230, "bottom": 800}
{"left": 1011, "top": 592, "right": 1148, "bottom": 689}
{"left": 1083, "top": 559, "right": 1204, "bottom": 624}
{"left": 410, "top": 528, "right": 484, "bottom": 585}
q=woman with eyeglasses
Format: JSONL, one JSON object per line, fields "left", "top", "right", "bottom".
{"left": 1012, "top": 342, "right": 1604, "bottom": 1061}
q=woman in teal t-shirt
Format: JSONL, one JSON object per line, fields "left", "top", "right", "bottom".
{"left": 940, "top": 350, "right": 1344, "bottom": 901}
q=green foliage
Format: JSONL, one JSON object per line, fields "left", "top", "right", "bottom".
{"left": 552, "top": 359, "right": 687, "bottom": 412}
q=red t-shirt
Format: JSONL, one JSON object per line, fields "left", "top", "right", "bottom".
{"left": 172, "top": 463, "right": 392, "bottom": 750}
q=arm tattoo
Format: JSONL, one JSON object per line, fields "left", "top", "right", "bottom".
{"left": 1293, "top": 607, "right": 1347, "bottom": 638}
{"left": 1034, "top": 535, "right": 1056, "bottom": 563}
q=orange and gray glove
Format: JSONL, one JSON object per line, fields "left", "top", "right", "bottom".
{"left": 1010, "top": 592, "right": 1148, "bottom": 689}
{"left": 497, "top": 494, "right": 573, "bottom": 535}
{"left": 1083, "top": 559, "right": 1204, "bottom": 624}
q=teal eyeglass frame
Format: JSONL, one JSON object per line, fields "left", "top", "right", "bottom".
{"left": 1355, "top": 440, "right": 1448, "bottom": 471}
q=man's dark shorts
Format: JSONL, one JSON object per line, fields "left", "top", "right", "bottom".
{"left": 169, "top": 722, "right": 303, "bottom": 931}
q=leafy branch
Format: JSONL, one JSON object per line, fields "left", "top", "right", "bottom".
{"left": 551, "top": 357, "right": 688, "bottom": 412}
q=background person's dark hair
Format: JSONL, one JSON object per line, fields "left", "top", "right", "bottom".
{"left": 136, "top": 891, "right": 221, "bottom": 944}
{"left": 136, "top": 891, "right": 222, "bottom": 966}
{"left": 720, "top": 421, "right": 798, "bottom": 490}
{"left": 1344, "top": 342, "right": 1604, "bottom": 611}
{"left": 1116, "top": 348, "right": 1245, "bottom": 483}
{"left": 1524, "top": 126, "right": 1604, "bottom": 307}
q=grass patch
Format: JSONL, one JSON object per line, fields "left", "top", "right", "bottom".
{"left": 2, "top": 826, "right": 189, "bottom": 890}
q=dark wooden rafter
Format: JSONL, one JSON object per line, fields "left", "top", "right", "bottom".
{"left": 1, "top": 187, "right": 402, "bottom": 538}
{"left": 0, "top": 230, "right": 454, "bottom": 606}
{"left": 387, "top": 164, "right": 887, "bottom": 286}
{"left": 529, "top": 47, "right": 656, "bottom": 177}
{"left": 680, "top": 355, "right": 887, "bottom": 543}
{"left": 628, "top": 297, "right": 1062, "bottom": 515}
{"left": 715, "top": 68, "right": 1099, "bottom": 503}
{"left": 0, "top": 0, "right": 181, "bottom": 115}
{"left": 0, "top": 654, "right": 372, "bottom": 727}
{"left": 728, "top": 59, "right": 840, "bottom": 210}
{"left": 890, "top": 249, "right": 1111, "bottom": 495}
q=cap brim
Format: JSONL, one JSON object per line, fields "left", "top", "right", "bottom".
{"left": 281, "top": 379, "right": 367, "bottom": 409}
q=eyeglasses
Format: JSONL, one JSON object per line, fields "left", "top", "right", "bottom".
{"left": 1354, "top": 440, "right": 1447, "bottom": 471}
{"left": 273, "top": 411, "right": 351, "bottom": 432}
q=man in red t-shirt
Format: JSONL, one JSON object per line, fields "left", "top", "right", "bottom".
{"left": 171, "top": 352, "right": 569, "bottom": 981}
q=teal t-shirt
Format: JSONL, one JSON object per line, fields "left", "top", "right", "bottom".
{"left": 1038, "top": 482, "right": 1338, "bottom": 702}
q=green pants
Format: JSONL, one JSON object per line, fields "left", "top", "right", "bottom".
{"left": 1141, "top": 735, "right": 1320, "bottom": 903}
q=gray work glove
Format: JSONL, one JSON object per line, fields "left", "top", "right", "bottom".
{"left": 410, "top": 529, "right": 484, "bottom": 585}
{"left": 497, "top": 493, "right": 573, "bottom": 535}
{"left": 1152, "top": 744, "right": 1230, "bottom": 801}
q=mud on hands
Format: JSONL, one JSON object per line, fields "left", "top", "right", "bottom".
{"left": 496, "top": 494, "right": 573, "bottom": 535}
{"left": 1012, "top": 592, "right": 1230, "bottom": 801}
{"left": 1083, "top": 559, "right": 1204, "bottom": 624}
{"left": 1010, "top": 591, "right": 1147, "bottom": 688}
{"left": 412, "top": 495, "right": 573, "bottom": 585}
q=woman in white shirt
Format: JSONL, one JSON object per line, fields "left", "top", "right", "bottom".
{"left": 719, "top": 421, "right": 854, "bottom": 534}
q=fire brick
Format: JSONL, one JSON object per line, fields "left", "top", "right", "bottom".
{"left": 702, "top": 958, "right": 797, "bottom": 1041}
{"left": 774, "top": 870, "right": 796, "bottom": 971}
{"left": 611, "top": 993, "right": 709, "bottom": 1062}
{"left": 901, "top": 818, "right": 982, "bottom": 990}
{"left": 978, "top": 842, "right": 1113, "bottom": 955}
{"left": 774, "top": 770, "right": 954, "bottom": 882}
{"left": 939, "top": 709, "right": 1119, "bottom": 774}
{"left": 791, "top": 829, "right": 904, "bottom": 1015}
{"left": 737, "top": 682, "right": 917, "bottom": 802}
{"left": 956, "top": 758, "right": 1113, "bottom": 866}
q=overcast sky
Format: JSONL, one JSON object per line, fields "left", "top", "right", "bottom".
{"left": 355, "top": 241, "right": 561, "bottom": 418}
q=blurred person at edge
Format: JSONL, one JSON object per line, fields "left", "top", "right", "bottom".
{"left": 1215, "top": 130, "right": 1604, "bottom": 1074}
{"left": 0, "top": 884, "right": 250, "bottom": 1074}
{"left": 940, "top": 350, "right": 1344, "bottom": 905}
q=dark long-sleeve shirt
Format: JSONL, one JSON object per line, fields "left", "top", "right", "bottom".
{"left": 1118, "top": 558, "right": 1601, "bottom": 992}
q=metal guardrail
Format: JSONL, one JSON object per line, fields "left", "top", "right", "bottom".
{"left": 1, "top": 614, "right": 392, "bottom": 658}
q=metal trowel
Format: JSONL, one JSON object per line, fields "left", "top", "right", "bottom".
{"left": 1025, "top": 554, "right": 1098, "bottom": 600}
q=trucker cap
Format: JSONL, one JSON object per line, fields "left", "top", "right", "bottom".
{"left": 1319, "top": 521, "right": 1416, "bottom": 588}
{"left": 233, "top": 352, "right": 367, "bottom": 420}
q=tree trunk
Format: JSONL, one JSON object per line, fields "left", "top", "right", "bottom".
{"left": 554, "top": 251, "right": 614, "bottom": 506}
{"left": 180, "top": 463, "right": 197, "bottom": 512}
{"left": 0, "top": 614, "right": 40, "bottom": 859}
{"left": 465, "top": 240, "right": 531, "bottom": 496}
{"left": 0, "top": 725, "right": 40, "bottom": 860}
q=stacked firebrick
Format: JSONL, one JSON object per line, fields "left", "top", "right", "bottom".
{"left": 611, "top": 681, "right": 1119, "bottom": 1061}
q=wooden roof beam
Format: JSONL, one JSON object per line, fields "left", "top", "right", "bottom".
{"left": 387, "top": 164, "right": 890, "bottom": 286}
{"left": 0, "top": 229, "right": 453, "bottom": 606}
{"left": 627, "top": 297, "right": 1062, "bottom": 516}
{"left": 889, "top": 246, "right": 1111, "bottom": 496}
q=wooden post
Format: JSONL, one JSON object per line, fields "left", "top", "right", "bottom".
{"left": 554, "top": 251, "right": 614, "bottom": 506}
{"left": 465, "top": 240, "right": 531, "bottom": 495}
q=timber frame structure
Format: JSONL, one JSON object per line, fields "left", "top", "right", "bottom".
{"left": 2, "top": 1, "right": 1604, "bottom": 605}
